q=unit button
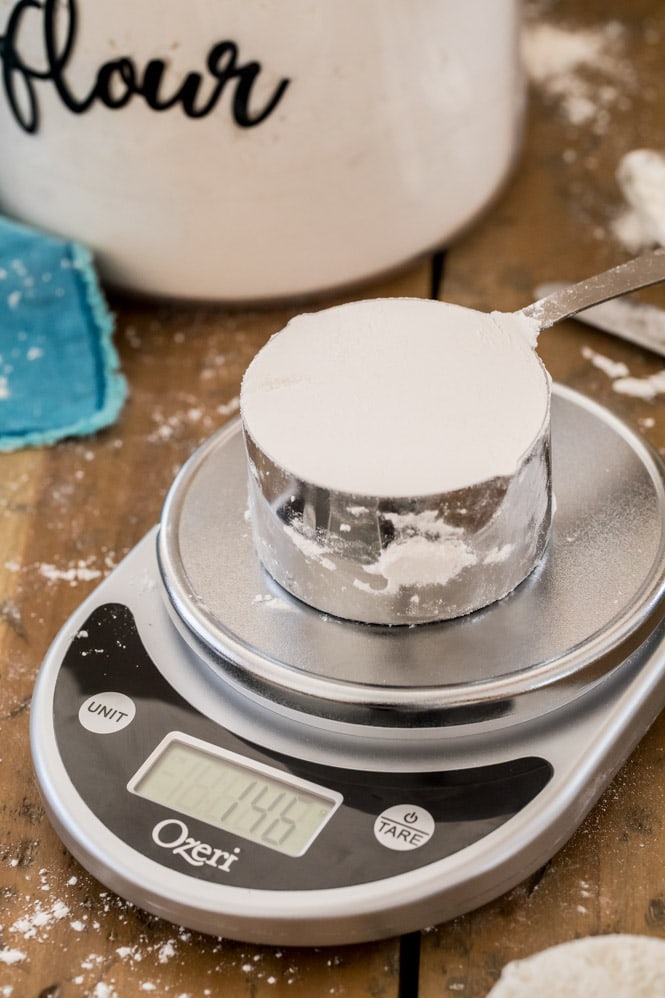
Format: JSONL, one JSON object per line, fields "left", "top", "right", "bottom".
{"left": 374, "top": 804, "right": 435, "bottom": 851}
{"left": 78, "top": 692, "right": 136, "bottom": 733}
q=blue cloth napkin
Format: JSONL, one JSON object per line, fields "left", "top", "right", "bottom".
{"left": 0, "top": 217, "right": 126, "bottom": 451}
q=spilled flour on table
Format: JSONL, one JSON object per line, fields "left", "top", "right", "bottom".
{"left": 10, "top": 895, "right": 71, "bottom": 941}
{"left": 38, "top": 557, "right": 108, "bottom": 586}
{"left": 581, "top": 347, "right": 629, "bottom": 381}
{"left": 612, "top": 149, "right": 665, "bottom": 253}
{"left": 3, "top": 551, "right": 121, "bottom": 588}
{"left": 582, "top": 346, "right": 665, "bottom": 400}
{"left": 217, "top": 395, "right": 240, "bottom": 417}
{"left": 145, "top": 393, "right": 238, "bottom": 445}
{"left": 1, "top": 861, "right": 374, "bottom": 994}
{"left": 521, "top": 17, "right": 635, "bottom": 131}
{"left": 521, "top": 7, "right": 665, "bottom": 261}
{"left": 613, "top": 370, "right": 665, "bottom": 400}
{"left": 0, "top": 948, "right": 26, "bottom": 965}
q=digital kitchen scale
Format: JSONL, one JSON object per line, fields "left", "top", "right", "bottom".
{"left": 31, "top": 385, "right": 665, "bottom": 946}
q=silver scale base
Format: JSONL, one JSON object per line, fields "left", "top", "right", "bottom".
{"left": 159, "top": 385, "right": 665, "bottom": 736}
{"left": 31, "top": 385, "right": 665, "bottom": 944}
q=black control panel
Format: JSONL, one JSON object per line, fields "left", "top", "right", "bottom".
{"left": 53, "top": 604, "right": 552, "bottom": 891}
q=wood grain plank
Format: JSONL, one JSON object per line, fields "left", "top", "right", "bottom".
{"left": 419, "top": 0, "right": 665, "bottom": 993}
{"left": 0, "top": 261, "right": 431, "bottom": 996}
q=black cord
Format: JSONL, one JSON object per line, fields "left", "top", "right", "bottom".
{"left": 398, "top": 931, "right": 421, "bottom": 998}
{"left": 429, "top": 249, "right": 447, "bottom": 301}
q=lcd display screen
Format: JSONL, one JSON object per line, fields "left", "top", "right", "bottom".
{"left": 129, "top": 733, "right": 341, "bottom": 858}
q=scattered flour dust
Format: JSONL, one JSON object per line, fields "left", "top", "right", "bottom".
{"left": 582, "top": 345, "right": 665, "bottom": 400}
{"left": 0, "top": 862, "right": 312, "bottom": 992}
{"left": 10, "top": 896, "right": 71, "bottom": 941}
{"left": 521, "top": 14, "right": 663, "bottom": 257}
{"left": 146, "top": 392, "right": 238, "bottom": 446}
{"left": 521, "top": 17, "right": 634, "bottom": 130}
{"left": 147, "top": 403, "right": 208, "bottom": 444}
{"left": 217, "top": 395, "right": 240, "bottom": 417}
{"left": 252, "top": 592, "right": 298, "bottom": 612}
{"left": 37, "top": 552, "right": 119, "bottom": 586}
{"left": 283, "top": 521, "right": 337, "bottom": 572}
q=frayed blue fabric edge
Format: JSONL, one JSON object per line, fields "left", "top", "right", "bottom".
{"left": 0, "top": 240, "right": 128, "bottom": 453}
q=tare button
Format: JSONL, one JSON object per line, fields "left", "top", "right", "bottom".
{"left": 374, "top": 804, "right": 435, "bottom": 851}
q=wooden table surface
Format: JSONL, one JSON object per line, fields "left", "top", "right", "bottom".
{"left": 3, "top": 1, "right": 665, "bottom": 995}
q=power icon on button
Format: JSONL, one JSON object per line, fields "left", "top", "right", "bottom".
{"left": 374, "top": 804, "right": 435, "bottom": 852}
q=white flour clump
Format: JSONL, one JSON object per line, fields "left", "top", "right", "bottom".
{"left": 613, "top": 149, "right": 665, "bottom": 252}
{"left": 488, "top": 934, "right": 665, "bottom": 997}
{"left": 581, "top": 345, "right": 665, "bottom": 400}
{"left": 355, "top": 511, "right": 478, "bottom": 595}
{"left": 613, "top": 370, "right": 665, "bottom": 400}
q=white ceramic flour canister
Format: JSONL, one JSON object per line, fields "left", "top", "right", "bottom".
{"left": 0, "top": 0, "right": 523, "bottom": 302}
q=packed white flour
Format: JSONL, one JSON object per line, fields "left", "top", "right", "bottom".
{"left": 241, "top": 298, "right": 547, "bottom": 498}
{"left": 487, "top": 935, "right": 665, "bottom": 997}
